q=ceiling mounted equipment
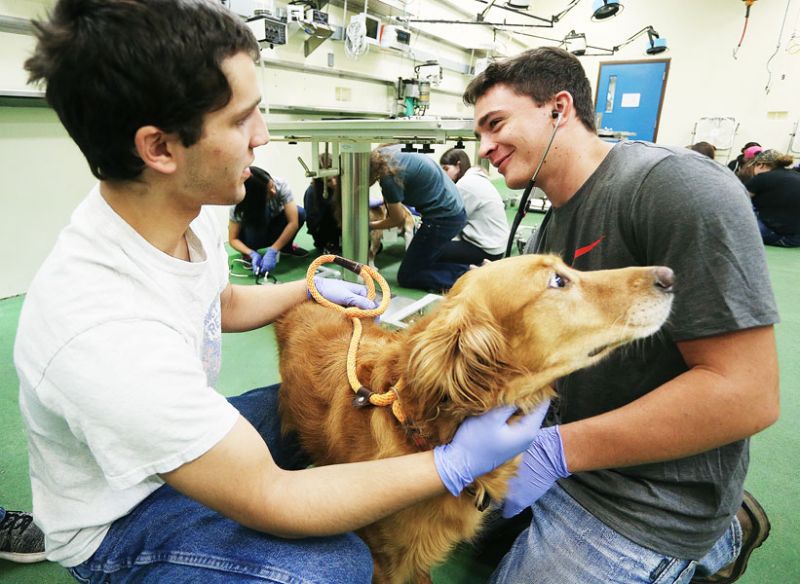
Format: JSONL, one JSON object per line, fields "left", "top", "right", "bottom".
{"left": 401, "top": 0, "right": 623, "bottom": 29}
{"left": 613, "top": 25, "right": 667, "bottom": 55}
{"left": 592, "top": 0, "right": 623, "bottom": 21}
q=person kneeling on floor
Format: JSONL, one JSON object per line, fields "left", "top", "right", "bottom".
{"left": 229, "top": 166, "right": 309, "bottom": 277}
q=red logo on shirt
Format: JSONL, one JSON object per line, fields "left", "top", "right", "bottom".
{"left": 573, "top": 236, "right": 604, "bottom": 262}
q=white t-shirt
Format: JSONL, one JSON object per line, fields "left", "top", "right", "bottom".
{"left": 455, "top": 168, "right": 510, "bottom": 255}
{"left": 14, "top": 186, "right": 240, "bottom": 567}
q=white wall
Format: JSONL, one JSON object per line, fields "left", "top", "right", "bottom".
{"left": 532, "top": 0, "right": 800, "bottom": 156}
{"left": 2, "top": 0, "right": 799, "bottom": 297}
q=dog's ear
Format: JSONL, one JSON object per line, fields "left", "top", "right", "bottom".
{"left": 405, "top": 297, "right": 517, "bottom": 417}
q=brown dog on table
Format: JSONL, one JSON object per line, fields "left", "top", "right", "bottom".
{"left": 276, "top": 254, "right": 674, "bottom": 584}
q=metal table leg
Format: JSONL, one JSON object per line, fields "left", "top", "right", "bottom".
{"left": 339, "top": 143, "right": 371, "bottom": 282}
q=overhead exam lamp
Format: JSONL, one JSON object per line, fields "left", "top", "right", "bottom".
{"left": 613, "top": 26, "right": 668, "bottom": 55}
{"left": 592, "top": 0, "right": 623, "bottom": 21}
{"left": 564, "top": 30, "right": 588, "bottom": 56}
{"left": 414, "top": 0, "right": 623, "bottom": 27}
{"left": 560, "top": 25, "right": 667, "bottom": 57}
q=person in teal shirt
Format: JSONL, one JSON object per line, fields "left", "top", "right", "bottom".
{"left": 369, "top": 145, "right": 468, "bottom": 291}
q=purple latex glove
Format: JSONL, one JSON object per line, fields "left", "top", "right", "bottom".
{"left": 259, "top": 248, "right": 279, "bottom": 274}
{"left": 309, "top": 276, "right": 377, "bottom": 310}
{"left": 502, "top": 425, "right": 571, "bottom": 518}
{"left": 249, "top": 251, "right": 263, "bottom": 276}
{"left": 434, "top": 401, "right": 550, "bottom": 497}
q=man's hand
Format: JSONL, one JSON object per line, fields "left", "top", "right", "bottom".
{"left": 502, "top": 424, "right": 570, "bottom": 517}
{"left": 434, "top": 401, "right": 550, "bottom": 496}
{"left": 310, "top": 277, "right": 377, "bottom": 310}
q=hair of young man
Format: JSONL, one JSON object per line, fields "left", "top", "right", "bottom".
{"left": 439, "top": 148, "right": 471, "bottom": 182}
{"left": 235, "top": 166, "right": 271, "bottom": 229}
{"left": 463, "top": 47, "right": 596, "bottom": 133}
{"left": 25, "top": 0, "right": 260, "bottom": 182}
{"left": 690, "top": 142, "right": 716, "bottom": 160}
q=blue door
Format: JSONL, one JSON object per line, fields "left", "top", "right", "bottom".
{"left": 595, "top": 60, "right": 669, "bottom": 142}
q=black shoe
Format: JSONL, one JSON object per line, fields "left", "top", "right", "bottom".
{"left": 284, "top": 244, "right": 309, "bottom": 258}
{"left": 691, "top": 491, "right": 771, "bottom": 583}
{"left": 0, "top": 510, "right": 46, "bottom": 563}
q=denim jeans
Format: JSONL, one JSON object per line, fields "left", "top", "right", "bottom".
{"left": 67, "top": 385, "right": 372, "bottom": 584}
{"left": 756, "top": 216, "right": 800, "bottom": 247}
{"left": 439, "top": 239, "right": 504, "bottom": 266}
{"left": 490, "top": 485, "right": 741, "bottom": 584}
{"left": 397, "top": 209, "right": 469, "bottom": 292}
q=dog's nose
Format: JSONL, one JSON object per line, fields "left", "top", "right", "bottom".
{"left": 653, "top": 267, "right": 674, "bottom": 292}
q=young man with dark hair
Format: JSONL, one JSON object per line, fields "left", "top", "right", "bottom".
{"left": 14, "top": 2, "right": 549, "bottom": 581}
{"left": 466, "top": 47, "right": 778, "bottom": 583}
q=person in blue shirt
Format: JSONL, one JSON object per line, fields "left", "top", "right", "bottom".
{"left": 369, "top": 145, "right": 468, "bottom": 291}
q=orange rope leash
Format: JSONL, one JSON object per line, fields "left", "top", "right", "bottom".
{"left": 306, "top": 255, "right": 406, "bottom": 423}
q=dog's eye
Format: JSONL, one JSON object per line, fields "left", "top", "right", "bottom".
{"left": 548, "top": 273, "right": 568, "bottom": 289}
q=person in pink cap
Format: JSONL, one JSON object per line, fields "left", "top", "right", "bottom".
{"left": 735, "top": 145, "right": 764, "bottom": 183}
{"left": 728, "top": 141, "right": 761, "bottom": 174}
{"left": 743, "top": 145, "right": 763, "bottom": 160}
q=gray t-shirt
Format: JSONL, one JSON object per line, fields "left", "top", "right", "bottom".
{"left": 532, "top": 141, "right": 779, "bottom": 559}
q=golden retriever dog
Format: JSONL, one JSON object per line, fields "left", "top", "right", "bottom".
{"left": 366, "top": 203, "right": 416, "bottom": 265}
{"left": 275, "top": 254, "right": 674, "bottom": 584}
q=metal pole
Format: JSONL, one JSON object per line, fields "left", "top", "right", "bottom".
{"left": 339, "top": 143, "right": 371, "bottom": 281}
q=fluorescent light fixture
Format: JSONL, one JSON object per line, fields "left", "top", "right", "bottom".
{"left": 592, "top": 0, "right": 622, "bottom": 20}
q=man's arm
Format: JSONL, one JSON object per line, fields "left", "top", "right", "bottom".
{"left": 369, "top": 202, "right": 406, "bottom": 231}
{"left": 561, "top": 325, "right": 779, "bottom": 472}
{"left": 161, "top": 404, "right": 550, "bottom": 537}
{"left": 161, "top": 416, "right": 443, "bottom": 537}
{"left": 219, "top": 281, "right": 307, "bottom": 332}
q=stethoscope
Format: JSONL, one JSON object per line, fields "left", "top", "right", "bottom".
{"left": 504, "top": 110, "right": 563, "bottom": 258}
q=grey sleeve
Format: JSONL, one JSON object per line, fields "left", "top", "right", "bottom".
{"left": 630, "top": 155, "right": 778, "bottom": 340}
{"left": 274, "top": 177, "right": 294, "bottom": 205}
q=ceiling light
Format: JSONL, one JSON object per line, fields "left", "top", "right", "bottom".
{"left": 611, "top": 25, "right": 668, "bottom": 56}
{"left": 645, "top": 27, "right": 668, "bottom": 54}
{"left": 564, "top": 30, "right": 588, "bottom": 56}
{"left": 592, "top": 0, "right": 622, "bottom": 21}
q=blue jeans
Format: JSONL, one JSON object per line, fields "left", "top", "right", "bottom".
{"left": 397, "top": 209, "right": 469, "bottom": 291}
{"left": 756, "top": 216, "right": 800, "bottom": 247}
{"left": 67, "top": 385, "right": 372, "bottom": 584}
{"left": 490, "top": 485, "right": 741, "bottom": 584}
